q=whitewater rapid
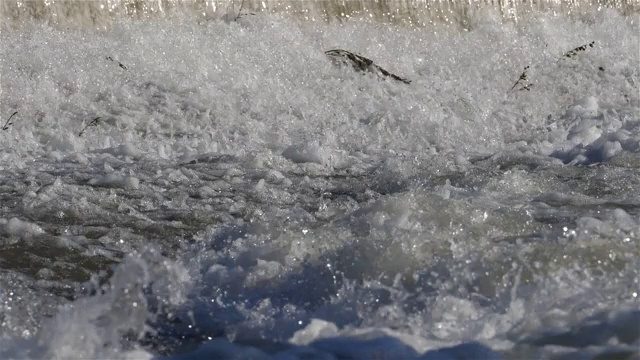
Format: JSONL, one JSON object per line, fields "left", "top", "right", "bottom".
{"left": 0, "top": 4, "right": 639, "bottom": 360}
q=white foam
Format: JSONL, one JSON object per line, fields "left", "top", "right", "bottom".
{"left": 290, "top": 319, "right": 339, "bottom": 345}
{"left": 0, "top": 7, "right": 638, "bottom": 360}
{"left": 96, "top": 143, "right": 142, "bottom": 158}
{"left": 566, "top": 96, "right": 599, "bottom": 118}
{"left": 88, "top": 174, "right": 140, "bottom": 189}
{"left": 0, "top": 217, "right": 45, "bottom": 240}
{"left": 282, "top": 144, "right": 332, "bottom": 166}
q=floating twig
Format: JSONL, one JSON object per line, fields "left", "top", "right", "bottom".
{"left": 78, "top": 117, "right": 101, "bottom": 137}
{"left": 2, "top": 111, "right": 18, "bottom": 131}
{"left": 507, "top": 41, "right": 595, "bottom": 93}
{"left": 106, "top": 56, "right": 128, "bottom": 71}
{"left": 235, "top": 0, "right": 245, "bottom": 21}
{"left": 508, "top": 66, "right": 531, "bottom": 93}
{"left": 560, "top": 41, "right": 595, "bottom": 60}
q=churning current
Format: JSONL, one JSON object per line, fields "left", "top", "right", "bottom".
{"left": 0, "top": 1, "right": 639, "bottom": 359}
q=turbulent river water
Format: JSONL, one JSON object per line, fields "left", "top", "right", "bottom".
{"left": 0, "top": 1, "right": 639, "bottom": 359}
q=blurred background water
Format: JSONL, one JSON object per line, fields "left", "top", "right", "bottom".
{"left": 2, "top": 0, "right": 639, "bottom": 29}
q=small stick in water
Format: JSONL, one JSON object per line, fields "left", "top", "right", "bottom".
{"left": 78, "top": 117, "right": 101, "bottom": 137}
{"left": 235, "top": 0, "right": 245, "bottom": 21}
{"left": 508, "top": 66, "right": 531, "bottom": 93}
{"left": 560, "top": 41, "right": 595, "bottom": 60}
{"left": 106, "top": 56, "right": 128, "bottom": 71}
{"left": 2, "top": 111, "right": 18, "bottom": 131}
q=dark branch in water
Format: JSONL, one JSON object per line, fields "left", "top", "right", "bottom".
{"left": 106, "top": 56, "right": 128, "bottom": 71}
{"left": 78, "top": 117, "right": 101, "bottom": 137}
{"left": 507, "top": 41, "right": 595, "bottom": 94}
{"left": 508, "top": 66, "right": 531, "bottom": 93}
{"left": 325, "top": 49, "right": 411, "bottom": 84}
{"left": 2, "top": 111, "right": 18, "bottom": 131}
{"left": 235, "top": 0, "right": 245, "bottom": 21}
{"left": 561, "top": 41, "right": 595, "bottom": 60}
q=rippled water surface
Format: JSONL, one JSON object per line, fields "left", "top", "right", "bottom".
{"left": 0, "top": 1, "right": 639, "bottom": 359}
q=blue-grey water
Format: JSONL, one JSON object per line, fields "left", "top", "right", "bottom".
{"left": 0, "top": 1, "right": 639, "bottom": 359}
